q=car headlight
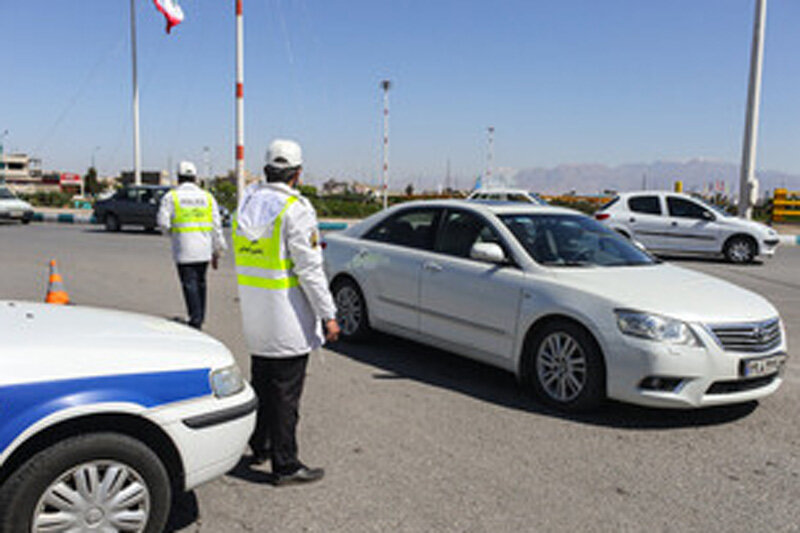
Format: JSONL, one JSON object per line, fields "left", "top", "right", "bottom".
{"left": 210, "top": 365, "right": 245, "bottom": 398}
{"left": 615, "top": 309, "right": 702, "bottom": 347}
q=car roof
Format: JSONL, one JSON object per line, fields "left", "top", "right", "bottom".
{"left": 124, "top": 184, "right": 171, "bottom": 190}
{"left": 387, "top": 199, "right": 577, "bottom": 216}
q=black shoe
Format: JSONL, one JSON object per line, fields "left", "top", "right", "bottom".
{"left": 250, "top": 452, "right": 270, "bottom": 466}
{"left": 273, "top": 466, "right": 325, "bottom": 486}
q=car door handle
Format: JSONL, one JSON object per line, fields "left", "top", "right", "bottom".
{"left": 629, "top": 217, "right": 636, "bottom": 223}
{"left": 423, "top": 262, "right": 442, "bottom": 272}
{"left": 357, "top": 249, "right": 369, "bottom": 258}
{"left": 671, "top": 221, "right": 678, "bottom": 227}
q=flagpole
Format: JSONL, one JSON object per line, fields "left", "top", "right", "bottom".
{"left": 130, "top": 0, "right": 142, "bottom": 186}
{"left": 235, "top": 0, "right": 245, "bottom": 202}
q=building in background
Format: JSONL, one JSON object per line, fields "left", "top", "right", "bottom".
{"left": 0, "top": 153, "right": 43, "bottom": 193}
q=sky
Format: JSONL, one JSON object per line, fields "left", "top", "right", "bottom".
{"left": 2, "top": 0, "right": 800, "bottom": 189}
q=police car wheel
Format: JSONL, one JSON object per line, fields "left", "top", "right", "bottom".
{"left": 332, "top": 277, "right": 370, "bottom": 341}
{"left": 523, "top": 319, "right": 605, "bottom": 412}
{"left": 0, "top": 433, "right": 171, "bottom": 533}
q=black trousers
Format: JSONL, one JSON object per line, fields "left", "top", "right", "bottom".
{"left": 249, "top": 354, "right": 309, "bottom": 475}
{"left": 177, "top": 262, "right": 208, "bottom": 329}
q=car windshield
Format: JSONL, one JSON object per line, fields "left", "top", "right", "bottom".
{"left": 0, "top": 187, "right": 16, "bottom": 199}
{"left": 500, "top": 213, "right": 657, "bottom": 267}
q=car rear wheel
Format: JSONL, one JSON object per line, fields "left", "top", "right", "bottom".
{"left": 332, "top": 277, "right": 370, "bottom": 341}
{"left": 724, "top": 236, "right": 756, "bottom": 264}
{"left": 105, "top": 213, "right": 121, "bottom": 232}
{"left": 524, "top": 320, "right": 605, "bottom": 412}
{"left": 0, "top": 433, "right": 171, "bottom": 533}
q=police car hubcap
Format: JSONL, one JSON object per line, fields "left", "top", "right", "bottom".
{"left": 33, "top": 460, "right": 150, "bottom": 532}
{"left": 536, "top": 332, "right": 587, "bottom": 402}
{"left": 336, "top": 286, "right": 362, "bottom": 335}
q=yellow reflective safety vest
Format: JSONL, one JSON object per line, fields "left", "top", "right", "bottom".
{"left": 233, "top": 196, "right": 298, "bottom": 290}
{"left": 234, "top": 185, "right": 334, "bottom": 357}
{"left": 171, "top": 191, "right": 214, "bottom": 233}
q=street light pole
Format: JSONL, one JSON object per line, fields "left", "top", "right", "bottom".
{"left": 738, "top": 0, "right": 767, "bottom": 219}
{"left": 486, "top": 126, "right": 495, "bottom": 188}
{"left": 130, "top": 0, "right": 142, "bottom": 186}
{"left": 380, "top": 80, "right": 391, "bottom": 210}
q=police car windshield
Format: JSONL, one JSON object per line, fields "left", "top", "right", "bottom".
{"left": 500, "top": 213, "right": 656, "bottom": 267}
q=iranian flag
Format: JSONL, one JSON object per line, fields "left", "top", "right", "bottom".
{"left": 153, "top": 0, "right": 184, "bottom": 33}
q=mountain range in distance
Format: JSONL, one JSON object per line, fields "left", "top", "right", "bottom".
{"left": 502, "top": 158, "right": 800, "bottom": 196}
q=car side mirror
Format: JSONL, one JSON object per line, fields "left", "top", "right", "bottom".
{"left": 701, "top": 211, "right": 715, "bottom": 221}
{"left": 470, "top": 242, "right": 506, "bottom": 264}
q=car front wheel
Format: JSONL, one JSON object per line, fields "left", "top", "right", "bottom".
{"left": 724, "top": 236, "right": 756, "bottom": 264}
{"left": 0, "top": 433, "right": 171, "bottom": 533}
{"left": 332, "top": 277, "right": 370, "bottom": 341}
{"left": 524, "top": 320, "right": 605, "bottom": 412}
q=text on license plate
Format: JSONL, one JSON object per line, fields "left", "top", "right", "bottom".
{"left": 741, "top": 354, "right": 787, "bottom": 378}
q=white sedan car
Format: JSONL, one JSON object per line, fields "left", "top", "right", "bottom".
{"left": 324, "top": 200, "right": 787, "bottom": 411}
{"left": 0, "top": 185, "right": 34, "bottom": 224}
{"left": 0, "top": 302, "right": 256, "bottom": 532}
{"left": 594, "top": 191, "right": 780, "bottom": 263}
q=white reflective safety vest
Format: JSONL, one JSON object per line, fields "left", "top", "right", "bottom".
{"left": 157, "top": 183, "right": 227, "bottom": 264}
{"left": 234, "top": 182, "right": 337, "bottom": 358}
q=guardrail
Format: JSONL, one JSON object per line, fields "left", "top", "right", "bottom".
{"left": 772, "top": 188, "right": 800, "bottom": 223}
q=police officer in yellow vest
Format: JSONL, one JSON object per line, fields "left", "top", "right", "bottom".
{"left": 235, "top": 139, "right": 339, "bottom": 486}
{"left": 157, "top": 161, "right": 226, "bottom": 330}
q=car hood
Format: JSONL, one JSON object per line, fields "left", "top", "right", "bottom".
{"left": 0, "top": 301, "right": 235, "bottom": 386}
{"left": 0, "top": 198, "right": 32, "bottom": 211}
{"left": 547, "top": 264, "right": 777, "bottom": 324}
{"left": 718, "top": 216, "right": 776, "bottom": 237}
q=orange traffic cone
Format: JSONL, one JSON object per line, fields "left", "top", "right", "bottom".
{"left": 45, "top": 259, "right": 70, "bottom": 305}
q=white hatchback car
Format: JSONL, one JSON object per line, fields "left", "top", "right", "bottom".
{"left": 0, "top": 185, "right": 34, "bottom": 224}
{"left": 0, "top": 301, "right": 256, "bottom": 532}
{"left": 324, "top": 200, "right": 787, "bottom": 411}
{"left": 594, "top": 191, "right": 780, "bottom": 263}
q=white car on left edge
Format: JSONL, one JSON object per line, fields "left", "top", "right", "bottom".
{"left": 0, "top": 301, "right": 256, "bottom": 533}
{"left": 324, "top": 200, "right": 788, "bottom": 412}
{"left": 0, "top": 185, "right": 34, "bottom": 224}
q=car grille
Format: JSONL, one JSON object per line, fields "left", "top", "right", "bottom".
{"left": 708, "top": 318, "right": 782, "bottom": 353}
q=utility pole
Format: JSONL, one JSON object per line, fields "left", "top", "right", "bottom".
{"left": 486, "top": 126, "right": 495, "bottom": 188}
{"left": 130, "top": 0, "right": 141, "bottom": 185}
{"left": 235, "top": 0, "right": 245, "bottom": 202}
{"left": 738, "top": 0, "right": 767, "bottom": 219}
{"left": 381, "top": 80, "right": 391, "bottom": 210}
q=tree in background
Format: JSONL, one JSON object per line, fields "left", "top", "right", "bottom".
{"left": 210, "top": 180, "right": 237, "bottom": 213}
{"left": 405, "top": 183, "right": 414, "bottom": 196}
{"left": 84, "top": 167, "right": 102, "bottom": 197}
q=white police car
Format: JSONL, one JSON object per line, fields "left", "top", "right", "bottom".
{"left": 0, "top": 301, "right": 256, "bottom": 532}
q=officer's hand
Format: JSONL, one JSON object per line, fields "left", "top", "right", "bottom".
{"left": 324, "top": 319, "right": 340, "bottom": 342}
{"left": 211, "top": 254, "right": 219, "bottom": 270}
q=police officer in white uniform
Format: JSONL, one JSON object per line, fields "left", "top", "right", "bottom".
{"left": 235, "top": 139, "right": 339, "bottom": 485}
{"left": 157, "top": 161, "right": 226, "bottom": 330}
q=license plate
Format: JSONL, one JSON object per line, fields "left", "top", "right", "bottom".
{"left": 741, "top": 354, "right": 787, "bottom": 378}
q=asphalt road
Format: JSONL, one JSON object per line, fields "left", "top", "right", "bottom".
{"left": 1, "top": 223, "right": 799, "bottom": 532}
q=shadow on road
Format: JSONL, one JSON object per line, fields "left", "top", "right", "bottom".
{"left": 166, "top": 491, "right": 199, "bottom": 532}
{"left": 657, "top": 254, "right": 764, "bottom": 266}
{"left": 328, "top": 334, "right": 758, "bottom": 430}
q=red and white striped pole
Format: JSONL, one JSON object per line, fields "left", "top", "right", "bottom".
{"left": 381, "top": 80, "right": 391, "bottom": 210}
{"left": 235, "top": 0, "right": 245, "bottom": 202}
